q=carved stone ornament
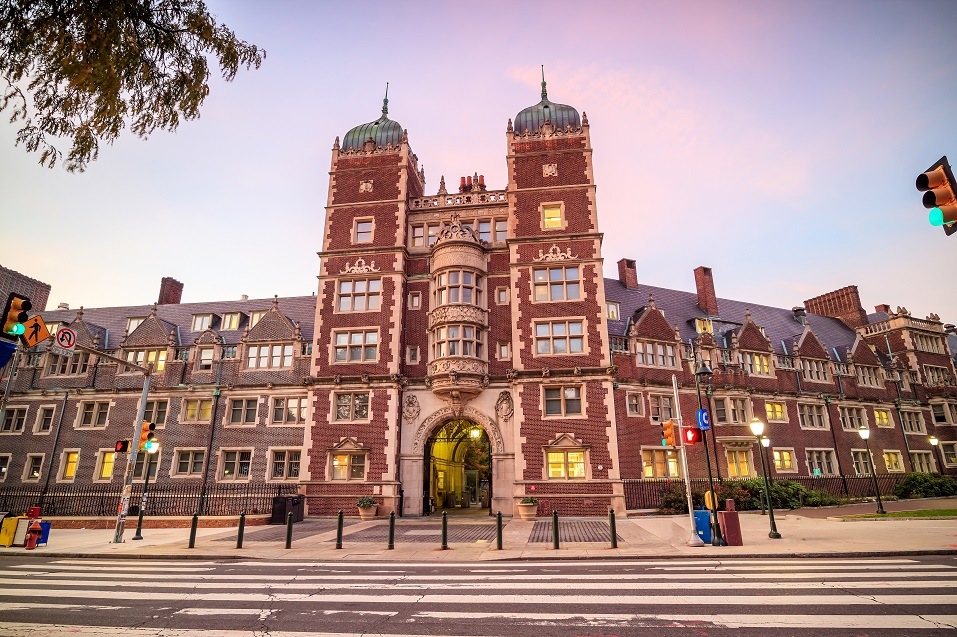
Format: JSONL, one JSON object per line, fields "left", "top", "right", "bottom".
{"left": 391, "top": 373, "right": 407, "bottom": 387}
{"left": 333, "top": 375, "right": 342, "bottom": 385}
{"left": 482, "top": 375, "right": 490, "bottom": 387}
{"left": 434, "top": 212, "right": 487, "bottom": 247}
{"left": 402, "top": 395, "right": 421, "bottom": 422}
{"left": 505, "top": 368, "right": 518, "bottom": 382}
{"left": 424, "top": 377, "right": 433, "bottom": 388}
{"left": 542, "top": 163, "right": 558, "bottom": 177}
{"left": 534, "top": 245, "right": 577, "bottom": 262}
{"left": 448, "top": 370, "right": 458, "bottom": 385}
{"left": 359, "top": 179, "right": 373, "bottom": 193}
{"left": 495, "top": 390, "right": 514, "bottom": 421}
{"left": 361, "top": 374, "right": 370, "bottom": 384}
{"left": 541, "top": 368, "right": 551, "bottom": 378}
{"left": 573, "top": 367, "right": 582, "bottom": 375}
{"left": 607, "top": 365, "right": 619, "bottom": 377}
{"left": 340, "top": 258, "right": 380, "bottom": 274}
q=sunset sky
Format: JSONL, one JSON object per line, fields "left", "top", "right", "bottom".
{"left": 2, "top": 0, "right": 956, "bottom": 323}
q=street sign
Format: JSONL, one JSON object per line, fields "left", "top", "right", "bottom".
{"left": 55, "top": 326, "right": 77, "bottom": 351}
{"left": 50, "top": 344, "right": 74, "bottom": 358}
{"left": 21, "top": 315, "right": 51, "bottom": 348}
{"left": 696, "top": 408, "right": 711, "bottom": 430}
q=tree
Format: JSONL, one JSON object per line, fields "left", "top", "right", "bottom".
{"left": 0, "top": 0, "right": 264, "bottom": 172}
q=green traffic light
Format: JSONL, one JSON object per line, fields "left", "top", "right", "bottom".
{"left": 7, "top": 324, "right": 24, "bottom": 336}
{"left": 144, "top": 439, "right": 159, "bottom": 453}
{"left": 929, "top": 207, "right": 945, "bottom": 226}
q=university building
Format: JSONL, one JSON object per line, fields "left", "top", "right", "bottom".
{"left": 1, "top": 84, "right": 956, "bottom": 518}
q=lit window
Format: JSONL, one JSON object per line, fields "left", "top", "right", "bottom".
{"left": 271, "top": 450, "right": 301, "bottom": 480}
{"left": 773, "top": 449, "right": 795, "bottom": 471}
{"left": 941, "top": 443, "right": 957, "bottom": 467}
{"left": 642, "top": 449, "right": 680, "bottom": 478}
{"left": 98, "top": 451, "right": 116, "bottom": 480}
{"left": 332, "top": 453, "right": 366, "bottom": 480}
{"left": 535, "top": 320, "right": 584, "bottom": 355}
{"left": 883, "top": 450, "right": 904, "bottom": 472}
{"left": 221, "top": 450, "right": 252, "bottom": 480}
{"left": 542, "top": 204, "right": 563, "bottom": 229}
{"left": 335, "top": 393, "right": 370, "bottom": 420}
{"left": 725, "top": 449, "right": 753, "bottom": 477}
{"left": 874, "top": 409, "right": 892, "bottom": 428}
{"left": 533, "top": 266, "right": 580, "bottom": 302}
{"left": 544, "top": 386, "right": 582, "bottom": 416}
{"left": 125, "top": 349, "right": 167, "bottom": 372}
{"left": 60, "top": 451, "right": 79, "bottom": 480}
{"left": 765, "top": 401, "right": 786, "bottom": 422}
{"left": 337, "top": 278, "right": 382, "bottom": 312}
{"left": 272, "top": 397, "right": 307, "bottom": 424}
{"left": 547, "top": 450, "right": 586, "bottom": 479}
{"left": 24, "top": 456, "right": 43, "bottom": 481}
{"left": 333, "top": 330, "right": 378, "bottom": 362}
{"left": 222, "top": 313, "right": 241, "bottom": 330}
{"left": 192, "top": 315, "right": 212, "bottom": 331}
{"left": 0, "top": 455, "right": 10, "bottom": 481}
{"left": 606, "top": 303, "right": 620, "bottom": 320}
{"left": 743, "top": 352, "right": 772, "bottom": 375}
{"left": 183, "top": 399, "right": 213, "bottom": 423}
{"left": 354, "top": 219, "right": 373, "bottom": 243}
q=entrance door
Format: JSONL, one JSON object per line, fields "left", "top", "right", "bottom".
{"left": 424, "top": 419, "right": 491, "bottom": 515}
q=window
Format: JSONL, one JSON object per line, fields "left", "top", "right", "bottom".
{"left": 941, "top": 443, "right": 957, "bottom": 467}
{"left": 24, "top": 455, "right": 43, "bottom": 481}
{"left": 545, "top": 449, "right": 586, "bottom": 479}
{"left": 332, "top": 453, "right": 366, "bottom": 480}
{"left": 874, "top": 409, "right": 893, "bottom": 428}
{"left": 222, "top": 313, "right": 241, "bottom": 330}
{"left": 725, "top": 449, "right": 753, "bottom": 477}
{"left": 409, "top": 222, "right": 441, "bottom": 247}
{"left": 192, "top": 314, "right": 212, "bottom": 331}
{"left": 333, "top": 330, "right": 378, "bottom": 362}
{"left": 0, "top": 455, "right": 9, "bottom": 481}
{"left": 635, "top": 341, "right": 677, "bottom": 368}
{"left": 900, "top": 410, "right": 925, "bottom": 434}
{"left": 798, "top": 403, "right": 829, "bottom": 429}
{"left": 695, "top": 318, "right": 714, "bottom": 334}
{"left": 742, "top": 352, "right": 772, "bottom": 375}
{"left": 541, "top": 203, "right": 563, "bottom": 229}
{"left": 246, "top": 343, "right": 294, "bottom": 369}
{"left": 34, "top": 406, "right": 54, "bottom": 433}
{"left": 533, "top": 266, "right": 580, "bottom": 302}
{"left": 174, "top": 450, "right": 205, "bottom": 476}
{"left": 337, "top": 278, "right": 381, "bottom": 312}
{"left": 48, "top": 352, "right": 89, "bottom": 376}
{"left": 144, "top": 400, "right": 168, "bottom": 427}
{"left": 914, "top": 333, "right": 944, "bottom": 354}
{"left": 856, "top": 365, "right": 882, "bottom": 388}
{"left": 496, "top": 287, "right": 509, "bottom": 304}
{"left": 271, "top": 450, "right": 301, "bottom": 480}
{"left": 59, "top": 450, "right": 79, "bottom": 481}
{"left": 883, "top": 450, "right": 904, "bottom": 472}
{"left": 183, "top": 399, "right": 213, "bottom": 423}
{"left": 535, "top": 320, "right": 584, "bottom": 355}
{"left": 715, "top": 397, "right": 749, "bottom": 424}
{"left": 839, "top": 406, "right": 866, "bottom": 431}
{"left": 606, "top": 302, "right": 620, "bottom": 320}
{"left": 177, "top": 347, "right": 191, "bottom": 361}
{"left": 78, "top": 402, "right": 109, "bottom": 428}
{"left": 626, "top": 393, "right": 644, "bottom": 416}
{"left": 924, "top": 365, "right": 952, "bottom": 386}
{"left": 127, "top": 317, "right": 145, "bottom": 333}
{"left": 97, "top": 450, "right": 116, "bottom": 480}
{"left": 806, "top": 449, "right": 837, "bottom": 476}
{"left": 354, "top": 219, "right": 373, "bottom": 243}
{"left": 220, "top": 450, "right": 252, "bottom": 480}
{"left": 801, "top": 359, "right": 830, "bottom": 382}
{"left": 910, "top": 451, "right": 934, "bottom": 473}
{"left": 765, "top": 401, "right": 787, "bottom": 422}
{"left": 335, "top": 393, "right": 370, "bottom": 421}
{"left": 223, "top": 345, "right": 238, "bottom": 359}
{"left": 852, "top": 450, "right": 873, "bottom": 475}
{"left": 249, "top": 310, "right": 267, "bottom": 328}
{"left": 432, "top": 324, "right": 484, "bottom": 358}
{"left": 772, "top": 448, "right": 796, "bottom": 472}
{"left": 497, "top": 342, "right": 509, "bottom": 360}
{"left": 434, "top": 270, "right": 482, "bottom": 306}
{"left": 125, "top": 349, "right": 167, "bottom": 372}
{"left": 650, "top": 395, "right": 674, "bottom": 421}
{"left": 408, "top": 291, "right": 422, "bottom": 310}
{"left": 642, "top": 448, "right": 680, "bottom": 478}
{"left": 544, "top": 386, "right": 582, "bottom": 416}
{"left": 2, "top": 407, "right": 25, "bottom": 433}
{"left": 230, "top": 398, "right": 258, "bottom": 425}
{"left": 477, "top": 219, "right": 492, "bottom": 242}
{"left": 272, "top": 397, "right": 307, "bottom": 424}
{"left": 133, "top": 452, "right": 159, "bottom": 480}
{"left": 197, "top": 347, "right": 214, "bottom": 371}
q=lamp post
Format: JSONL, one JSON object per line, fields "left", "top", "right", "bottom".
{"left": 929, "top": 436, "right": 943, "bottom": 473}
{"left": 131, "top": 443, "right": 159, "bottom": 541}
{"left": 748, "top": 417, "right": 781, "bottom": 539}
{"left": 695, "top": 361, "right": 726, "bottom": 546}
{"left": 858, "top": 426, "right": 886, "bottom": 514}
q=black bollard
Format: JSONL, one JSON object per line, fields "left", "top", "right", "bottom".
{"left": 335, "top": 509, "right": 344, "bottom": 549}
{"left": 188, "top": 513, "right": 198, "bottom": 549}
{"left": 285, "top": 511, "right": 293, "bottom": 549}
{"left": 441, "top": 511, "right": 449, "bottom": 550}
{"left": 552, "top": 509, "right": 560, "bottom": 550}
{"left": 388, "top": 510, "right": 395, "bottom": 550}
{"left": 236, "top": 511, "right": 246, "bottom": 549}
{"left": 608, "top": 508, "right": 618, "bottom": 549}
{"left": 496, "top": 511, "right": 503, "bottom": 550}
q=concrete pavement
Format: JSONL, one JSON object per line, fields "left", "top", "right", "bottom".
{"left": 2, "top": 497, "right": 955, "bottom": 561}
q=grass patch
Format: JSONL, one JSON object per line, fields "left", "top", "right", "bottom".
{"left": 843, "top": 509, "right": 957, "bottom": 519}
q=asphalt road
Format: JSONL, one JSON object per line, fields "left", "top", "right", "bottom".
{"left": 0, "top": 555, "right": 955, "bottom": 635}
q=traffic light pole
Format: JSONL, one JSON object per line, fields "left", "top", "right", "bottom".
{"left": 672, "top": 374, "right": 704, "bottom": 547}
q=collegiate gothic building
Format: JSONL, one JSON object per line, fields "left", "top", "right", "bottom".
{"left": 1, "top": 85, "right": 955, "bottom": 518}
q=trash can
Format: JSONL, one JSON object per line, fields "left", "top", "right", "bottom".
{"left": 693, "top": 508, "right": 712, "bottom": 544}
{"left": 291, "top": 495, "right": 305, "bottom": 522}
{"left": 271, "top": 496, "right": 304, "bottom": 524}
{"left": 37, "top": 521, "right": 51, "bottom": 547}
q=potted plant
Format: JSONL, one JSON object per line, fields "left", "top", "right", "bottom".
{"left": 356, "top": 496, "right": 378, "bottom": 520}
{"left": 516, "top": 496, "right": 538, "bottom": 521}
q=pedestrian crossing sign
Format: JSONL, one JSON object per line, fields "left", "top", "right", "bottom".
{"left": 21, "top": 315, "right": 51, "bottom": 348}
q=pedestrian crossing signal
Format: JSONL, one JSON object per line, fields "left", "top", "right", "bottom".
{"left": 1, "top": 293, "right": 31, "bottom": 342}
{"left": 684, "top": 427, "right": 702, "bottom": 445}
{"left": 115, "top": 440, "right": 130, "bottom": 453}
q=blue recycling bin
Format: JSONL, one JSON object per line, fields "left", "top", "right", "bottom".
{"left": 693, "top": 508, "right": 712, "bottom": 544}
{"left": 38, "top": 521, "right": 51, "bottom": 546}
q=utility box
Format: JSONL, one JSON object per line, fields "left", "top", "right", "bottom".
{"left": 693, "top": 508, "right": 712, "bottom": 544}
{"left": 271, "top": 495, "right": 305, "bottom": 524}
{"left": 0, "top": 515, "right": 18, "bottom": 547}
{"left": 718, "top": 509, "right": 743, "bottom": 546}
{"left": 38, "top": 521, "right": 52, "bottom": 546}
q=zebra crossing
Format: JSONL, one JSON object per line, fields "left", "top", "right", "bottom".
{"left": 0, "top": 557, "right": 955, "bottom": 635}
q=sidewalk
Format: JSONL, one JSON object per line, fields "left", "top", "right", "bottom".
{"left": 2, "top": 498, "right": 956, "bottom": 562}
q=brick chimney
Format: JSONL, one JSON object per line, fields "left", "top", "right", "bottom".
{"left": 158, "top": 277, "right": 183, "bottom": 305}
{"left": 875, "top": 304, "right": 890, "bottom": 314}
{"left": 694, "top": 266, "right": 719, "bottom": 317}
{"left": 617, "top": 258, "right": 638, "bottom": 289}
{"left": 804, "top": 285, "right": 867, "bottom": 329}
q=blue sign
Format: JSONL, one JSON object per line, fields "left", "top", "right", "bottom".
{"left": 696, "top": 409, "right": 711, "bottom": 430}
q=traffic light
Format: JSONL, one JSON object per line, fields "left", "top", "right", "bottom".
{"left": 115, "top": 440, "right": 130, "bottom": 453}
{"left": 661, "top": 419, "right": 677, "bottom": 447}
{"left": 916, "top": 156, "right": 957, "bottom": 236}
{"left": 683, "top": 426, "right": 702, "bottom": 445}
{"left": 1, "top": 293, "right": 31, "bottom": 342}
{"left": 138, "top": 421, "right": 157, "bottom": 452}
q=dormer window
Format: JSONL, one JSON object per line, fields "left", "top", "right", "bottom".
{"left": 127, "top": 317, "right": 145, "bottom": 333}
{"left": 249, "top": 310, "right": 267, "bottom": 328}
{"left": 694, "top": 318, "right": 713, "bottom": 334}
{"left": 192, "top": 314, "right": 212, "bottom": 331}
{"left": 222, "top": 313, "right": 241, "bottom": 330}
{"left": 742, "top": 352, "right": 772, "bottom": 376}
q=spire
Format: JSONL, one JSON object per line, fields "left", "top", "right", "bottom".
{"left": 382, "top": 82, "right": 389, "bottom": 118}
{"left": 540, "top": 65, "right": 547, "bottom": 100}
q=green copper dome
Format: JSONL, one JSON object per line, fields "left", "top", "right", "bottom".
{"left": 513, "top": 71, "right": 580, "bottom": 134}
{"left": 341, "top": 87, "right": 404, "bottom": 151}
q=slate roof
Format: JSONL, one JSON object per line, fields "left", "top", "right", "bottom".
{"left": 35, "top": 296, "right": 317, "bottom": 351}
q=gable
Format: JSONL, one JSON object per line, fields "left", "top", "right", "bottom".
{"left": 329, "top": 437, "right": 370, "bottom": 452}
{"left": 797, "top": 328, "right": 830, "bottom": 360}
{"left": 125, "top": 313, "right": 175, "bottom": 348}
{"left": 631, "top": 304, "right": 677, "bottom": 342}
{"left": 195, "top": 329, "right": 223, "bottom": 346}
{"left": 850, "top": 335, "right": 882, "bottom": 366}
{"left": 736, "top": 318, "right": 772, "bottom": 352}
{"left": 246, "top": 306, "right": 297, "bottom": 342}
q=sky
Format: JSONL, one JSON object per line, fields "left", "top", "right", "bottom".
{"left": 2, "top": 0, "right": 956, "bottom": 323}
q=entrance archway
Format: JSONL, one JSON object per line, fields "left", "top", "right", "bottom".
{"left": 423, "top": 419, "right": 491, "bottom": 516}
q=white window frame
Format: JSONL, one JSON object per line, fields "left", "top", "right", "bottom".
{"left": 0, "top": 454, "right": 10, "bottom": 482}
{"left": 545, "top": 448, "right": 588, "bottom": 480}
{"left": 532, "top": 265, "right": 581, "bottom": 302}
{"left": 408, "top": 291, "right": 422, "bottom": 310}
{"left": 742, "top": 352, "right": 772, "bottom": 376}
{"left": 246, "top": 343, "right": 294, "bottom": 369}
{"left": 333, "top": 392, "right": 371, "bottom": 422}
{"left": 634, "top": 340, "right": 678, "bottom": 368}
{"left": 271, "top": 396, "right": 307, "bottom": 426}
{"left": 543, "top": 385, "right": 584, "bottom": 418}
{"left": 772, "top": 447, "right": 797, "bottom": 473}
{"left": 534, "top": 319, "right": 585, "bottom": 356}
{"left": 332, "top": 329, "right": 379, "bottom": 363}
{"left": 353, "top": 218, "right": 374, "bottom": 244}
{"left": 765, "top": 401, "right": 787, "bottom": 423}
{"left": 540, "top": 201, "right": 566, "bottom": 230}
{"left": 1, "top": 406, "right": 26, "bottom": 434}
{"left": 268, "top": 448, "right": 302, "bottom": 482}
{"left": 641, "top": 448, "right": 681, "bottom": 478}
{"left": 336, "top": 277, "right": 382, "bottom": 313}
{"left": 219, "top": 449, "right": 253, "bottom": 482}
{"left": 181, "top": 398, "right": 213, "bottom": 424}
{"left": 76, "top": 401, "right": 110, "bottom": 429}
{"left": 725, "top": 448, "right": 754, "bottom": 477}
{"left": 228, "top": 397, "right": 259, "bottom": 426}
{"left": 330, "top": 451, "right": 367, "bottom": 481}
{"left": 496, "top": 287, "right": 509, "bottom": 305}
{"left": 191, "top": 314, "right": 212, "bottom": 332}
{"left": 882, "top": 449, "right": 905, "bottom": 473}
{"left": 94, "top": 449, "right": 117, "bottom": 482}
{"left": 940, "top": 442, "right": 957, "bottom": 467}
{"left": 606, "top": 302, "right": 620, "bottom": 320}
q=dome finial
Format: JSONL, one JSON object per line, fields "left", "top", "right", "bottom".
{"left": 541, "top": 65, "right": 547, "bottom": 100}
{"left": 382, "top": 82, "right": 389, "bottom": 118}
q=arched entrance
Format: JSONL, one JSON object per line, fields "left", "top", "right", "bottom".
{"left": 423, "top": 418, "right": 491, "bottom": 516}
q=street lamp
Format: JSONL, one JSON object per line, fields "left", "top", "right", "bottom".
{"left": 929, "top": 436, "right": 943, "bottom": 473}
{"left": 131, "top": 443, "right": 160, "bottom": 541}
{"left": 695, "top": 361, "right": 726, "bottom": 546}
{"left": 858, "top": 426, "right": 886, "bottom": 515}
{"left": 748, "top": 417, "right": 781, "bottom": 539}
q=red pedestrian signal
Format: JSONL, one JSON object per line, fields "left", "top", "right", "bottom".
{"left": 684, "top": 427, "right": 702, "bottom": 445}
{"left": 115, "top": 440, "right": 130, "bottom": 453}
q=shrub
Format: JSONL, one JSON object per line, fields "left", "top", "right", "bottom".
{"left": 893, "top": 473, "right": 957, "bottom": 499}
{"left": 356, "top": 496, "right": 377, "bottom": 508}
{"left": 770, "top": 480, "right": 807, "bottom": 510}
{"left": 520, "top": 496, "right": 539, "bottom": 505}
{"left": 655, "top": 482, "right": 690, "bottom": 515}
{"left": 802, "top": 489, "right": 842, "bottom": 507}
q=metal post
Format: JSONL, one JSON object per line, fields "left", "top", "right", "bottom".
{"left": 188, "top": 514, "right": 198, "bottom": 548}
{"left": 387, "top": 510, "right": 395, "bottom": 550}
{"left": 864, "top": 436, "right": 887, "bottom": 514}
{"left": 757, "top": 438, "right": 781, "bottom": 539}
{"left": 335, "top": 510, "right": 344, "bottom": 549}
{"left": 131, "top": 456, "right": 154, "bottom": 540}
{"left": 112, "top": 356, "right": 152, "bottom": 544}
{"left": 496, "top": 511, "right": 503, "bottom": 550}
{"left": 552, "top": 510, "right": 560, "bottom": 550}
{"left": 441, "top": 511, "right": 448, "bottom": 550}
{"left": 236, "top": 511, "right": 246, "bottom": 549}
{"left": 608, "top": 508, "right": 618, "bottom": 549}
{"left": 696, "top": 366, "right": 726, "bottom": 546}
{"left": 285, "top": 511, "right": 293, "bottom": 549}
{"left": 0, "top": 341, "right": 21, "bottom": 433}
{"left": 673, "top": 373, "right": 704, "bottom": 547}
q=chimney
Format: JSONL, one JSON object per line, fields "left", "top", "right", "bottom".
{"left": 875, "top": 304, "right": 890, "bottom": 314}
{"left": 617, "top": 259, "right": 638, "bottom": 289}
{"left": 792, "top": 306, "right": 807, "bottom": 325}
{"left": 694, "top": 266, "right": 719, "bottom": 317}
{"left": 158, "top": 277, "right": 183, "bottom": 305}
{"left": 57, "top": 302, "right": 70, "bottom": 310}
{"left": 240, "top": 294, "right": 249, "bottom": 301}
{"left": 804, "top": 285, "right": 867, "bottom": 329}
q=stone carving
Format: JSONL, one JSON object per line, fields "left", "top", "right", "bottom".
{"left": 573, "top": 367, "right": 582, "bottom": 375}
{"left": 433, "top": 212, "right": 487, "bottom": 247}
{"left": 429, "top": 304, "right": 487, "bottom": 329}
{"left": 339, "top": 258, "right": 380, "bottom": 274}
{"left": 424, "top": 377, "right": 432, "bottom": 388}
{"left": 402, "top": 395, "right": 420, "bottom": 422}
{"left": 541, "top": 368, "right": 551, "bottom": 378}
{"left": 505, "top": 368, "right": 518, "bottom": 382}
{"left": 428, "top": 358, "right": 487, "bottom": 376}
{"left": 542, "top": 163, "right": 558, "bottom": 177}
{"left": 412, "top": 404, "right": 505, "bottom": 454}
{"left": 534, "top": 245, "right": 576, "bottom": 262}
{"left": 482, "top": 375, "right": 489, "bottom": 387}
{"left": 390, "top": 373, "right": 407, "bottom": 387}
{"left": 361, "top": 374, "right": 370, "bottom": 384}
{"left": 607, "top": 365, "right": 619, "bottom": 377}
{"left": 448, "top": 370, "right": 458, "bottom": 385}
{"left": 359, "top": 179, "right": 373, "bottom": 193}
{"left": 928, "top": 313, "right": 940, "bottom": 322}
{"left": 495, "top": 390, "right": 513, "bottom": 422}
{"left": 333, "top": 375, "right": 342, "bottom": 385}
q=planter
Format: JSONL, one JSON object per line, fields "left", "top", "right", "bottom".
{"left": 516, "top": 502, "right": 538, "bottom": 521}
{"left": 357, "top": 505, "right": 377, "bottom": 521}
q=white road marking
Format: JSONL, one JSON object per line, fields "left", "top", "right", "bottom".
{"left": 0, "top": 603, "right": 125, "bottom": 611}
{"left": 174, "top": 608, "right": 273, "bottom": 617}
{"left": 223, "top": 558, "right": 922, "bottom": 568}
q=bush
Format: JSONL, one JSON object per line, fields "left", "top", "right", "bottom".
{"left": 769, "top": 480, "right": 807, "bottom": 510}
{"left": 520, "top": 496, "right": 539, "bottom": 505}
{"left": 802, "top": 489, "right": 842, "bottom": 507}
{"left": 893, "top": 473, "right": 957, "bottom": 499}
{"left": 356, "top": 496, "right": 377, "bottom": 508}
{"left": 655, "top": 482, "right": 690, "bottom": 515}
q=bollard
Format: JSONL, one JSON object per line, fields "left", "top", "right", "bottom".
{"left": 335, "top": 510, "right": 344, "bottom": 549}
{"left": 552, "top": 510, "right": 560, "bottom": 550}
{"left": 441, "top": 511, "right": 449, "bottom": 550}
{"left": 608, "top": 508, "right": 618, "bottom": 549}
{"left": 285, "top": 511, "right": 293, "bottom": 549}
{"left": 236, "top": 511, "right": 246, "bottom": 549}
{"left": 388, "top": 510, "right": 396, "bottom": 550}
{"left": 496, "top": 511, "right": 503, "bottom": 550}
{"left": 188, "top": 514, "right": 198, "bottom": 549}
